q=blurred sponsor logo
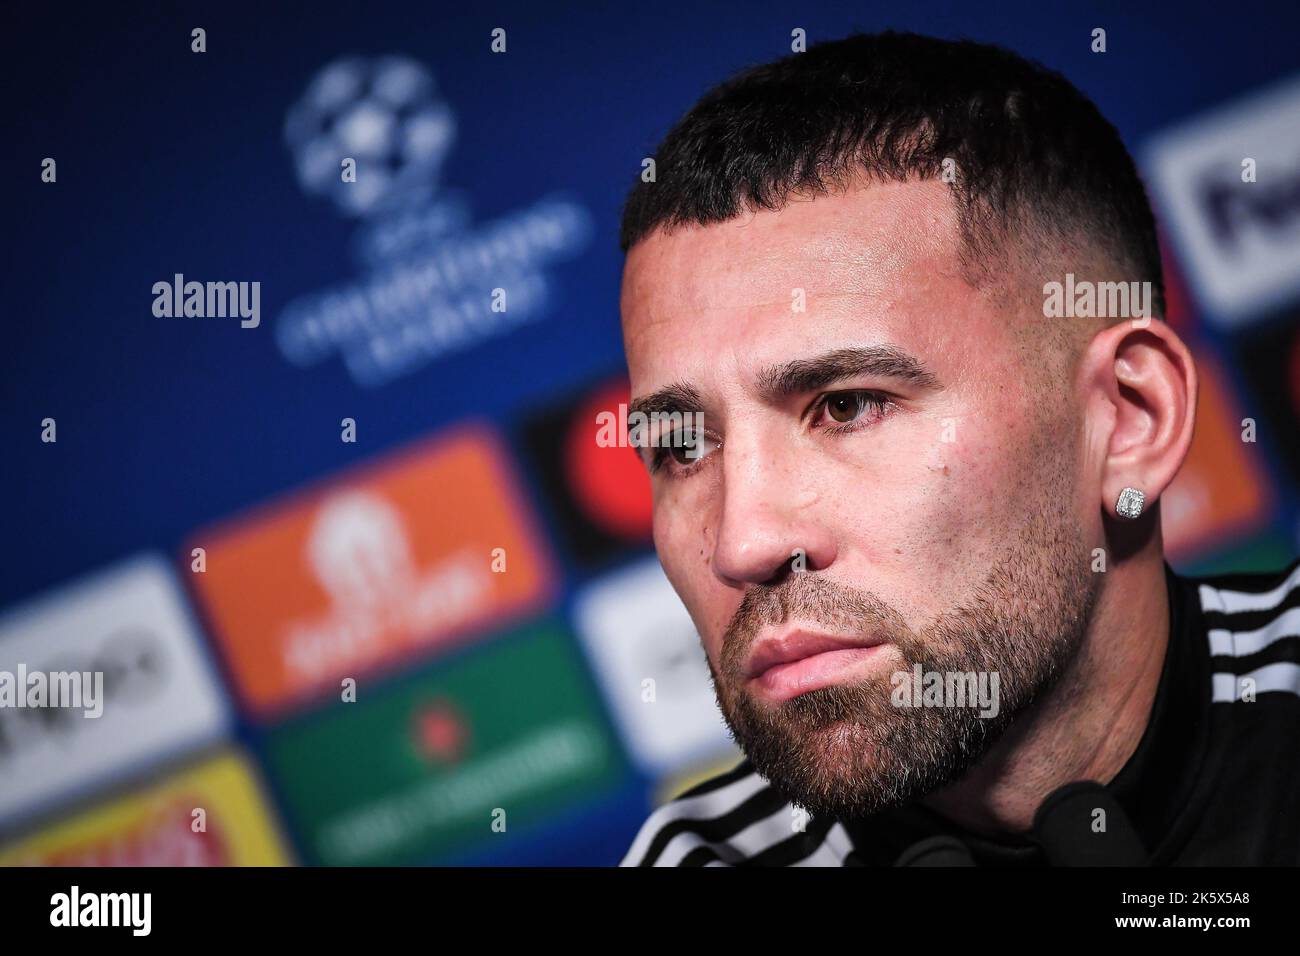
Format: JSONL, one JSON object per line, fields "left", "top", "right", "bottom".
{"left": 279, "top": 55, "right": 591, "bottom": 387}
{"left": 0, "top": 750, "right": 290, "bottom": 866}
{"left": 0, "top": 556, "right": 228, "bottom": 827}
{"left": 1179, "top": 529, "right": 1298, "bottom": 579}
{"left": 285, "top": 55, "right": 454, "bottom": 219}
{"left": 1158, "top": 237, "right": 1195, "bottom": 333}
{"left": 574, "top": 558, "right": 732, "bottom": 774}
{"left": 1163, "top": 349, "right": 1273, "bottom": 561}
{"left": 262, "top": 622, "right": 623, "bottom": 865}
{"left": 521, "top": 378, "right": 653, "bottom": 567}
{"left": 187, "top": 425, "right": 554, "bottom": 719}
{"left": 1235, "top": 309, "right": 1300, "bottom": 487}
{"left": 412, "top": 699, "right": 468, "bottom": 764}
{"left": 1145, "top": 74, "right": 1300, "bottom": 326}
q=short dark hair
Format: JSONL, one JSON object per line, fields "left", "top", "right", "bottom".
{"left": 619, "top": 31, "right": 1164, "bottom": 316}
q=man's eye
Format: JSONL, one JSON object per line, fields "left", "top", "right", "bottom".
{"left": 814, "top": 390, "right": 891, "bottom": 428}
{"left": 649, "top": 429, "right": 719, "bottom": 474}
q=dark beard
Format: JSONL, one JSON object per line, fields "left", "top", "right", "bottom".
{"left": 709, "top": 511, "right": 1097, "bottom": 822}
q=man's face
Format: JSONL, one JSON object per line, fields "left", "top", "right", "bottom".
{"left": 621, "top": 179, "right": 1099, "bottom": 818}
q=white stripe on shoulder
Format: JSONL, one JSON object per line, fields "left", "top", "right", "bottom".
{"left": 1212, "top": 663, "right": 1300, "bottom": 703}
{"left": 1207, "top": 606, "right": 1300, "bottom": 658}
{"left": 619, "top": 769, "right": 770, "bottom": 866}
{"left": 652, "top": 799, "right": 796, "bottom": 866}
{"left": 1199, "top": 565, "right": 1300, "bottom": 615}
{"left": 651, "top": 807, "right": 853, "bottom": 867}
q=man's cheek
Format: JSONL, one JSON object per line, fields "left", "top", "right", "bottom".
{"left": 901, "top": 446, "right": 1012, "bottom": 592}
{"left": 652, "top": 488, "right": 715, "bottom": 573}
{"left": 836, "top": 432, "right": 980, "bottom": 604}
{"left": 652, "top": 508, "right": 731, "bottom": 666}
{"left": 652, "top": 511, "right": 704, "bottom": 616}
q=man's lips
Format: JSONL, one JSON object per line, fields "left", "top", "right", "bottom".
{"left": 744, "top": 629, "right": 887, "bottom": 702}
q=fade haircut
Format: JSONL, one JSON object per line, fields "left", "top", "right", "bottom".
{"left": 619, "top": 31, "right": 1164, "bottom": 318}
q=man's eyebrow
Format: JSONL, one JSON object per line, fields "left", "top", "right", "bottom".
{"left": 756, "top": 346, "right": 942, "bottom": 397}
{"left": 626, "top": 382, "right": 705, "bottom": 428}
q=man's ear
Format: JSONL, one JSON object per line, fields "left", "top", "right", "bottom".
{"left": 1080, "top": 319, "right": 1198, "bottom": 523}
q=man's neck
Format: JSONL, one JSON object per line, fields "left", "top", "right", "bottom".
{"left": 921, "top": 553, "right": 1171, "bottom": 836}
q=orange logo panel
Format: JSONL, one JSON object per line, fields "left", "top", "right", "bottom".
{"left": 187, "top": 424, "right": 553, "bottom": 718}
{"left": 1163, "top": 351, "right": 1271, "bottom": 560}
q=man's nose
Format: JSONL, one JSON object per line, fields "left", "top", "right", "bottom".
{"left": 709, "top": 431, "right": 837, "bottom": 588}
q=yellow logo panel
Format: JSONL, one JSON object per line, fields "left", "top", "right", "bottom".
{"left": 0, "top": 750, "right": 291, "bottom": 866}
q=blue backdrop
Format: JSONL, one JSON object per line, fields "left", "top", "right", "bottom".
{"left": 3, "top": 0, "right": 1298, "bottom": 866}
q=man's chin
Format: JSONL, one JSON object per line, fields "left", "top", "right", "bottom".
{"left": 723, "top": 687, "right": 1001, "bottom": 820}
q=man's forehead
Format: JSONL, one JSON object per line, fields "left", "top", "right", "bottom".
{"left": 621, "top": 179, "right": 965, "bottom": 326}
{"left": 620, "top": 180, "right": 980, "bottom": 395}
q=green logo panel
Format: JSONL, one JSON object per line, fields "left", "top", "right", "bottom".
{"left": 263, "top": 620, "right": 625, "bottom": 865}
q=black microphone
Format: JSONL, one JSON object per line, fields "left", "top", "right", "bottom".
{"left": 894, "top": 835, "right": 977, "bottom": 866}
{"left": 1032, "top": 781, "right": 1149, "bottom": 866}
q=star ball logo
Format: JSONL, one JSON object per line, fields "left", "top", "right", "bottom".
{"left": 278, "top": 55, "right": 593, "bottom": 388}
{"left": 284, "top": 55, "right": 455, "bottom": 218}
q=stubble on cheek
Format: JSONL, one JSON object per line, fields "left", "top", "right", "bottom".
{"left": 904, "top": 376, "right": 1071, "bottom": 606}
{"left": 876, "top": 426, "right": 1013, "bottom": 619}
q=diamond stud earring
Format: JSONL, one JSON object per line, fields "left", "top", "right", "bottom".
{"left": 1116, "top": 486, "right": 1146, "bottom": 519}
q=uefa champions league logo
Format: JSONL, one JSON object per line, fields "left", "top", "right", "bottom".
{"left": 276, "top": 54, "right": 592, "bottom": 388}
{"left": 284, "top": 55, "right": 456, "bottom": 218}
